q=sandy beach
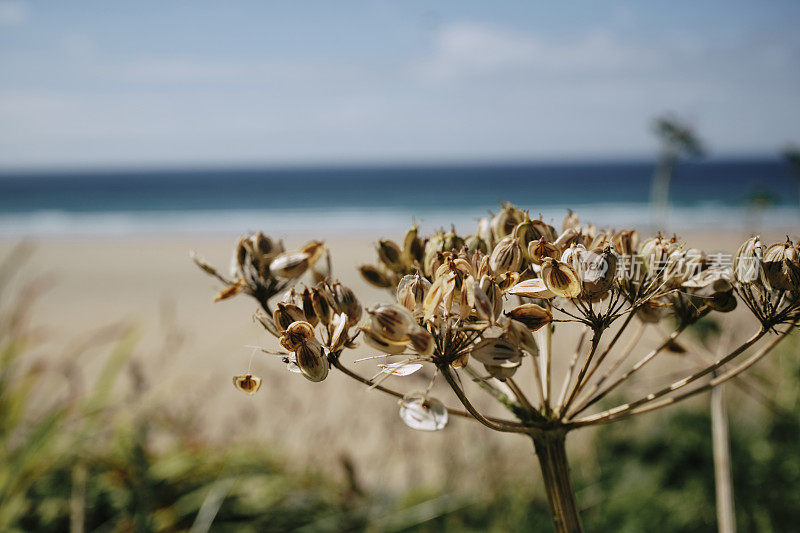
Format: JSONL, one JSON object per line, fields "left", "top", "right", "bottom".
{"left": 1, "top": 226, "right": 794, "bottom": 492}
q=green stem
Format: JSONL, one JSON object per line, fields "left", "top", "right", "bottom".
{"left": 533, "top": 431, "right": 583, "bottom": 533}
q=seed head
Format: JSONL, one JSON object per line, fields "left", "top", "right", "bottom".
{"left": 540, "top": 258, "right": 582, "bottom": 298}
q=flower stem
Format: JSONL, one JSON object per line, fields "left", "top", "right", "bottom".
{"left": 532, "top": 431, "right": 583, "bottom": 533}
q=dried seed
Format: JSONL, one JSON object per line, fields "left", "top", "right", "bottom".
{"left": 295, "top": 339, "right": 329, "bottom": 382}
{"left": 368, "top": 304, "right": 415, "bottom": 342}
{"left": 233, "top": 373, "right": 262, "bottom": 394}
{"left": 506, "top": 304, "right": 552, "bottom": 331}
{"left": 359, "top": 264, "right": 393, "bottom": 288}
{"left": 270, "top": 251, "right": 310, "bottom": 279}
{"left": 399, "top": 392, "right": 448, "bottom": 431}
{"left": 540, "top": 258, "right": 582, "bottom": 298}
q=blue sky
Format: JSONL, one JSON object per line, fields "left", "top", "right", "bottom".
{"left": 1, "top": 1, "right": 799, "bottom": 169}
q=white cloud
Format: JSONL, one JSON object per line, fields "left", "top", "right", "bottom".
{"left": 414, "top": 22, "right": 658, "bottom": 82}
{"left": 0, "top": 0, "right": 28, "bottom": 26}
{"left": 0, "top": 19, "right": 798, "bottom": 168}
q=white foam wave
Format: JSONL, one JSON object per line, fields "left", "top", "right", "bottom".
{"left": 0, "top": 203, "right": 797, "bottom": 238}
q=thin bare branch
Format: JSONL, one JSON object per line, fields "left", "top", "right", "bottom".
{"left": 569, "top": 324, "right": 789, "bottom": 426}
{"left": 565, "top": 321, "right": 647, "bottom": 417}
{"left": 566, "top": 325, "right": 687, "bottom": 418}
{"left": 441, "top": 366, "right": 540, "bottom": 434}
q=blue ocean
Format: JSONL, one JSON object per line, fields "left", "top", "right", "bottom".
{"left": 0, "top": 158, "right": 797, "bottom": 237}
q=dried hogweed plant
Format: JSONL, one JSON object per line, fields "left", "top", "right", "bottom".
{"left": 193, "top": 205, "right": 799, "bottom": 532}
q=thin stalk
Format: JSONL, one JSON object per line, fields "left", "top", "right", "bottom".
{"left": 530, "top": 340, "right": 547, "bottom": 407}
{"left": 570, "top": 323, "right": 792, "bottom": 426}
{"left": 441, "top": 366, "right": 538, "bottom": 434}
{"left": 329, "top": 355, "right": 474, "bottom": 422}
{"left": 462, "top": 364, "right": 532, "bottom": 420}
{"left": 507, "top": 377, "right": 536, "bottom": 412}
{"left": 711, "top": 383, "right": 736, "bottom": 533}
{"left": 575, "top": 311, "right": 637, "bottom": 396}
{"left": 567, "top": 326, "right": 685, "bottom": 417}
{"left": 543, "top": 324, "right": 553, "bottom": 414}
{"left": 532, "top": 431, "right": 584, "bottom": 533}
{"left": 567, "top": 321, "right": 647, "bottom": 418}
{"left": 560, "top": 331, "right": 601, "bottom": 415}
{"left": 556, "top": 331, "right": 588, "bottom": 412}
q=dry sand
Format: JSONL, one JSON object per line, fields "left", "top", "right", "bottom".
{"left": 0, "top": 227, "right": 793, "bottom": 493}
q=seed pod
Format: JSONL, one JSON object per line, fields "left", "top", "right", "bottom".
{"left": 360, "top": 326, "right": 408, "bottom": 355}
{"left": 359, "top": 264, "right": 393, "bottom": 288}
{"left": 464, "top": 235, "right": 488, "bottom": 254}
{"left": 479, "top": 275, "right": 504, "bottom": 320}
{"left": 708, "top": 291, "right": 738, "bottom": 313}
{"left": 560, "top": 243, "right": 586, "bottom": 272}
{"left": 273, "top": 302, "right": 306, "bottom": 330}
{"left": 254, "top": 310, "right": 281, "bottom": 337}
{"left": 280, "top": 320, "right": 316, "bottom": 351}
{"left": 613, "top": 229, "right": 639, "bottom": 256}
{"left": 562, "top": 209, "right": 580, "bottom": 232}
{"left": 397, "top": 274, "right": 431, "bottom": 317}
{"left": 301, "top": 288, "right": 319, "bottom": 326}
{"left": 484, "top": 359, "right": 522, "bottom": 380}
{"left": 423, "top": 276, "right": 445, "bottom": 321}
{"left": 590, "top": 230, "right": 615, "bottom": 250}
{"left": 581, "top": 247, "right": 618, "bottom": 296}
{"left": 294, "top": 339, "right": 329, "bottom": 382}
{"left": 489, "top": 236, "right": 524, "bottom": 274}
{"left": 532, "top": 218, "right": 558, "bottom": 243}
{"left": 554, "top": 228, "right": 582, "bottom": 250}
{"left": 443, "top": 228, "right": 465, "bottom": 251}
{"left": 424, "top": 250, "right": 444, "bottom": 279}
{"left": 440, "top": 272, "right": 458, "bottom": 317}
{"left": 762, "top": 239, "right": 800, "bottom": 291}
{"left": 505, "top": 319, "right": 539, "bottom": 356}
{"left": 270, "top": 251, "right": 310, "bottom": 279}
{"left": 583, "top": 223, "right": 598, "bottom": 243}
{"left": 330, "top": 312, "right": 349, "bottom": 350}
{"left": 506, "top": 304, "right": 552, "bottom": 331}
{"left": 402, "top": 224, "right": 425, "bottom": 265}
{"left": 477, "top": 217, "right": 494, "bottom": 249}
{"left": 683, "top": 268, "right": 733, "bottom": 294}
{"left": 252, "top": 232, "right": 276, "bottom": 256}
{"left": 470, "top": 338, "right": 522, "bottom": 365}
{"left": 528, "top": 237, "right": 560, "bottom": 265}
{"left": 407, "top": 325, "right": 434, "bottom": 356}
{"left": 368, "top": 304, "right": 414, "bottom": 342}
{"left": 331, "top": 281, "right": 362, "bottom": 327}
{"left": 457, "top": 275, "right": 476, "bottom": 320}
{"left": 639, "top": 236, "right": 672, "bottom": 278}
{"left": 377, "top": 240, "right": 405, "bottom": 273}
{"left": 491, "top": 203, "right": 524, "bottom": 242}
{"left": 233, "top": 373, "right": 262, "bottom": 394}
{"left": 540, "top": 258, "right": 582, "bottom": 298}
{"left": 473, "top": 280, "right": 495, "bottom": 323}
{"left": 496, "top": 271, "right": 519, "bottom": 292}
{"left": 233, "top": 236, "right": 249, "bottom": 277}
{"left": 514, "top": 212, "right": 540, "bottom": 251}
{"left": 399, "top": 392, "right": 448, "bottom": 431}
{"left": 300, "top": 240, "right": 326, "bottom": 266}
{"left": 311, "top": 287, "right": 335, "bottom": 326}
{"left": 506, "top": 278, "right": 556, "bottom": 299}
{"left": 733, "top": 236, "right": 764, "bottom": 284}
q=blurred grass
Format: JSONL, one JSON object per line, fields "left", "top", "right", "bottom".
{"left": 0, "top": 244, "right": 798, "bottom": 532}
